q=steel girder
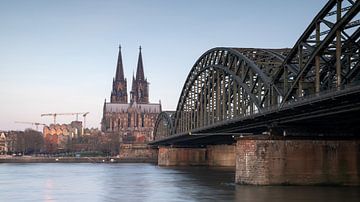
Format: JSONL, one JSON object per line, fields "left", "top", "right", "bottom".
{"left": 153, "top": 0, "right": 360, "bottom": 143}
{"left": 153, "top": 111, "right": 175, "bottom": 141}
{"left": 173, "top": 48, "right": 288, "bottom": 135}
{"left": 274, "top": 0, "right": 360, "bottom": 104}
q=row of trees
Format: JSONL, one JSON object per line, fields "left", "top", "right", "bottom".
{"left": 6, "top": 129, "right": 44, "bottom": 154}
{"left": 5, "top": 129, "right": 120, "bottom": 156}
{"left": 62, "top": 132, "right": 120, "bottom": 156}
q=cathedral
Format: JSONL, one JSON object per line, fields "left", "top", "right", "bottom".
{"left": 101, "top": 46, "right": 161, "bottom": 145}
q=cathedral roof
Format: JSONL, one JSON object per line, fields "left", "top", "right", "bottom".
{"left": 104, "top": 103, "right": 129, "bottom": 113}
{"left": 105, "top": 102, "right": 161, "bottom": 113}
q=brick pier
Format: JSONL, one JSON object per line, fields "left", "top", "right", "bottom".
{"left": 235, "top": 136, "right": 360, "bottom": 185}
{"left": 157, "top": 145, "right": 235, "bottom": 167}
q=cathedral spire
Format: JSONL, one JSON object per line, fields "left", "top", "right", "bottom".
{"left": 115, "top": 45, "right": 125, "bottom": 81}
{"left": 110, "top": 45, "right": 127, "bottom": 103}
{"left": 103, "top": 98, "right": 106, "bottom": 115}
{"left": 135, "top": 46, "right": 145, "bottom": 81}
{"left": 132, "top": 72, "right": 136, "bottom": 91}
{"left": 130, "top": 73, "right": 136, "bottom": 104}
{"left": 131, "top": 46, "right": 149, "bottom": 104}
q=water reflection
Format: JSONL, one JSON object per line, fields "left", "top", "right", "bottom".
{"left": 44, "top": 179, "right": 54, "bottom": 202}
{"left": 234, "top": 186, "right": 360, "bottom": 202}
{"left": 0, "top": 163, "right": 359, "bottom": 202}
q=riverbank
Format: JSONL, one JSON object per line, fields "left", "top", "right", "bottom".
{"left": 0, "top": 156, "right": 157, "bottom": 163}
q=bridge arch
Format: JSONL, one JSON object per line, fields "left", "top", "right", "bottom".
{"left": 153, "top": 111, "right": 175, "bottom": 141}
{"left": 150, "top": 0, "right": 360, "bottom": 146}
{"left": 173, "top": 48, "right": 289, "bottom": 135}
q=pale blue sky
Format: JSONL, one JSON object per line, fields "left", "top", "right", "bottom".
{"left": 0, "top": 0, "right": 328, "bottom": 130}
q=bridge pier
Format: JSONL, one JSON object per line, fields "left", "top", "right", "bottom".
{"left": 158, "top": 147, "right": 207, "bottom": 166}
{"left": 235, "top": 136, "right": 360, "bottom": 185}
{"left": 207, "top": 145, "right": 236, "bottom": 167}
{"left": 157, "top": 145, "right": 235, "bottom": 167}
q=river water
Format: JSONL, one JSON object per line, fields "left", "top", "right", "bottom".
{"left": 0, "top": 163, "right": 359, "bottom": 202}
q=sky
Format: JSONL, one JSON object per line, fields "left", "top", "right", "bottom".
{"left": 0, "top": 0, "right": 328, "bottom": 131}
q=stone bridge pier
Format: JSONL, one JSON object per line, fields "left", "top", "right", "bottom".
{"left": 155, "top": 136, "right": 360, "bottom": 186}
{"left": 157, "top": 144, "right": 236, "bottom": 167}
{"left": 235, "top": 135, "right": 360, "bottom": 185}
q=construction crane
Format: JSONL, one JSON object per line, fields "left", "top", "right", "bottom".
{"left": 14, "top": 121, "right": 47, "bottom": 131}
{"left": 41, "top": 112, "right": 87, "bottom": 124}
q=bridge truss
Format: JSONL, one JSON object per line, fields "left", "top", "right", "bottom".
{"left": 152, "top": 0, "right": 360, "bottom": 146}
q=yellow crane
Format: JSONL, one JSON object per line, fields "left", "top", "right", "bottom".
{"left": 41, "top": 112, "right": 90, "bottom": 135}
{"left": 14, "top": 121, "right": 47, "bottom": 131}
{"left": 40, "top": 112, "right": 88, "bottom": 124}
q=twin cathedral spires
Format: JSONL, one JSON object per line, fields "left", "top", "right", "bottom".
{"left": 110, "top": 46, "right": 149, "bottom": 104}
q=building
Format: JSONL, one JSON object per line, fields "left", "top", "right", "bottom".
{"left": 0, "top": 132, "right": 7, "bottom": 154}
{"left": 4, "top": 132, "right": 17, "bottom": 154}
{"left": 43, "top": 121, "right": 82, "bottom": 152}
{"left": 101, "top": 46, "right": 161, "bottom": 158}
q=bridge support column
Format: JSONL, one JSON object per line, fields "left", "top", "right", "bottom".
{"left": 158, "top": 146, "right": 207, "bottom": 166}
{"left": 157, "top": 145, "right": 236, "bottom": 167}
{"left": 235, "top": 136, "right": 360, "bottom": 185}
{"left": 207, "top": 145, "right": 236, "bottom": 167}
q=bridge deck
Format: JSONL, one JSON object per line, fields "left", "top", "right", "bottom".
{"left": 150, "top": 85, "right": 360, "bottom": 146}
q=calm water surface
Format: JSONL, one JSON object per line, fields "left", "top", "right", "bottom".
{"left": 0, "top": 163, "right": 359, "bottom": 202}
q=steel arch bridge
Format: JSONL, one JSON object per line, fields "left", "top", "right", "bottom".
{"left": 152, "top": 0, "right": 360, "bottom": 146}
{"left": 153, "top": 111, "right": 175, "bottom": 141}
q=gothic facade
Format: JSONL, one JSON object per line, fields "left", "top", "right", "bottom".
{"left": 101, "top": 47, "right": 161, "bottom": 144}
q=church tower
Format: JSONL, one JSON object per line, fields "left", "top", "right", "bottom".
{"left": 111, "top": 46, "right": 128, "bottom": 103}
{"left": 130, "top": 46, "right": 149, "bottom": 104}
{"left": 102, "top": 45, "right": 161, "bottom": 149}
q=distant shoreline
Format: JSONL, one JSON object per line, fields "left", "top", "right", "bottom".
{"left": 0, "top": 156, "right": 157, "bottom": 164}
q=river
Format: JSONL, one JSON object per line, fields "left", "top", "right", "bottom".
{"left": 0, "top": 163, "right": 359, "bottom": 202}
